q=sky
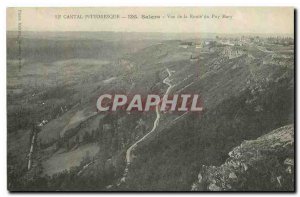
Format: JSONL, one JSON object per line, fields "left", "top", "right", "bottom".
{"left": 7, "top": 7, "right": 294, "bottom": 34}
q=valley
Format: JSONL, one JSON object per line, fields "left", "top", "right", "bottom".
{"left": 7, "top": 31, "right": 294, "bottom": 191}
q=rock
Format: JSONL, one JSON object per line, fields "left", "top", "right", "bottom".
{"left": 286, "top": 166, "right": 292, "bottom": 174}
{"left": 229, "top": 172, "right": 237, "bottom": 179}
{"left": 208, "top": 183, "right": 222, "bottom": 191}
{"left": 192, "top": 124, "right": 294, "bottom": 191}
{"left": 198, "top": 173, "right": 203, "bottom": 182}
{"left": 191, "top": 183, "right": 198, "bottom": 191}
{"left": 276, "top": 176, "right": 282, "bottom": 187}
{"left": 284, "top": 158, "right": 294, "bottom": 166}
{"left": 242, "top": 163, "right": 248, "bottom": 171}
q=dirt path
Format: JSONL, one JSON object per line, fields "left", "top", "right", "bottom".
{"left": 27, "top": 133, "right": 36, "bottom": 170}
{"left": 118, "top": 68, "right": 175, "bottom": 185}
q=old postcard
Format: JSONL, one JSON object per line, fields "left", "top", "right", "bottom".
{"left": 7, "top": 7, "right": 294, "bottom": 191}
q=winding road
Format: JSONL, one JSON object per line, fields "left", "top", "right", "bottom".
{"left": 119, "top": 68, "right": 175, "bottom": 183}
{"left": 27, "top": 133, "right": 36, "bottom": 170}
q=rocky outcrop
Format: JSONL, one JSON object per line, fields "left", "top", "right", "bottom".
{"left": 192, "top": 124, "right": 294, "bottom": 191}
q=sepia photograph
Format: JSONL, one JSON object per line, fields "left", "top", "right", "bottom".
{"left": 6, "top": 7, "right": 295, "bottom": 191}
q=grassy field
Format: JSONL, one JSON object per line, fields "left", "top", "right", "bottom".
{"left": 42, "top": 143, "right": 100, "bottom": 176}
{"left": 7, "top": 31, "right": 294, "bottom": 191}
